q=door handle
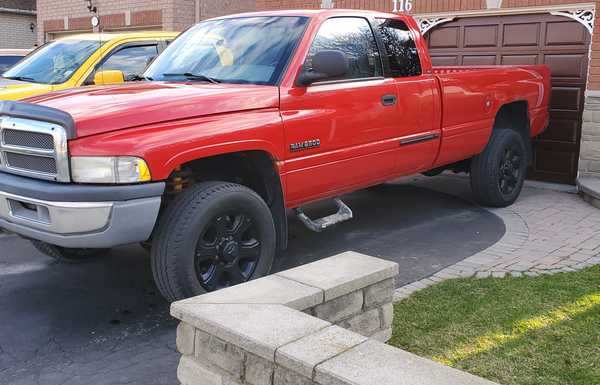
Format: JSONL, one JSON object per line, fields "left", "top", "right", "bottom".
{"left": 381, "top": 94, "right": 397, "bottom": 106}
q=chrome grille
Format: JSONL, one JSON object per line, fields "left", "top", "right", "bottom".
{"left": 3, "top": 129, "right": 55, "bottom": 150}
{"left": 0, "top": 116, "right": 70, "bottom": 182}
{"left": 5, "top": 152, "right": 57, "bottom": 174}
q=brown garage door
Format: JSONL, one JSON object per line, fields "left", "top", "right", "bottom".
{"left": 426, "top": 14, "right": 590, "bottom": 184}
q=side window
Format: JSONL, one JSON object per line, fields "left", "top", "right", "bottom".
{"left": 98, "top": 45, "right": 159, "bottom": 80}
{"left": 0, "top": 56, "right": 22, "bottom": 74}
{"left": 305, "top": 17, "right": 382, "bottom": 81}
{"left": 375, "top": 19, "right": 422, "bottom": 77}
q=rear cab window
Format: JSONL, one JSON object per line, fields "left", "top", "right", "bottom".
{"left": 374, "top": 18, "right": 422, "bottom": 78}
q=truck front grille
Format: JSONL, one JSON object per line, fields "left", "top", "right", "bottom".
{"left": 3, "top": 129, "right": 55, "bottom": 150}
{"left": 4, "top": 152, "right": 57, "bottom": 174}
{"left": 0, "top": 117, "right": 70, "bottom": 182}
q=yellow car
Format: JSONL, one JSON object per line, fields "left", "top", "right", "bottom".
{"left": 0, "top": 32, "right": 178, "bottom": 101}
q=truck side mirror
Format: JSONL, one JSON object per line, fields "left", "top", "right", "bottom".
{"left": 297, "top": 50, "right": 349, "bottom": 86}
{"left": 93, "top": 70, "right": 125, "bottom": 86}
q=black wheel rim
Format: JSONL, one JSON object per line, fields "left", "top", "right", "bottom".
{"left": 498, "top": 146, "right": 522, "bottom": 196}
{"left": 194, "top": 212, "right": 261, "bottom": 291}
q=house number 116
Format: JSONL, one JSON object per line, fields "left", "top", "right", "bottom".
{"left": 392, "top": 0, "right": 413, "bottom": 12}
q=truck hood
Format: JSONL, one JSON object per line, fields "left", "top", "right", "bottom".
{"left": 0, "top": 77, "right": 54, "bottom": 101}
{"left": 25, "top": 82, "right": 280, "bottom": 138}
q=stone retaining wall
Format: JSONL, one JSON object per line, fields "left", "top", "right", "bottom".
{"left": 171, "top": 251, "right": 497, "bottom": 385}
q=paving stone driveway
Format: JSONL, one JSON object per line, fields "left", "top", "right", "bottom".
{"left": 395, "top": 174, "right": 600, "bottom": 300}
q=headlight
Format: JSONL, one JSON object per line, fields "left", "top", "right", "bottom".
{"left": 71, "top": 156, "right": 151, "bottom": 184}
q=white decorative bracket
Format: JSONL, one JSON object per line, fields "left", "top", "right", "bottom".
{"left": 416, "top": 17, "right": 456, "bottom": 34}
{"left": 550, "top": 9, "right": 595, "bottom": 34}
{"left": 321, "top": 0, "right": 335, "bottom": 9}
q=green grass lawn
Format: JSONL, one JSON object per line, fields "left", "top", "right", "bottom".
{"left": 389, "top": 265, "right": 600, "bottom": 385}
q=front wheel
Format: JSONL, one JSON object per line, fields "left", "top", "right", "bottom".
{"left": 470, "top": 129, "right": 527, "bottom": 207}
{"left": 151, "top": 182, "right": 276, "bottom": 302}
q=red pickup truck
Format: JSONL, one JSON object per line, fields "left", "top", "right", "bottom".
{"left": 0, "top": 9, "right": 550, "bottom": 301}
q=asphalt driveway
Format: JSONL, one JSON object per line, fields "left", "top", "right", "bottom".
{"left": 0, "top": 179, "right": 504, "bottom": 385}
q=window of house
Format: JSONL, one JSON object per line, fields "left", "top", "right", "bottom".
{"left": 375, "top": 19, "right": 422, "bottom": 77}
{"left": 305, "top": 17, "right": 383, "bottom": 81}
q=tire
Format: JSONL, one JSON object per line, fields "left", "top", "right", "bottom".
{"left": 470, "top": 129, "right": 527, "bottom": 207}
{"left": 151, "top": 182, "right": 276, "bottom": 302}
{"left": 31, "top": 240, "right": 109, "bottom": 262}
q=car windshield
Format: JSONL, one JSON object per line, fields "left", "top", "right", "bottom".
{"left": 145, "top": 16, "right": 308, "bottom": 85}
{"left": 3, "top": 39, "right": 101, "bottom": 84}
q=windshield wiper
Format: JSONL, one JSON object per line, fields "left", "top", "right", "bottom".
{"left": 3, "top": 76, "right": 37, "bottom": 82}
{"left": 129, "top": 74, "right": 153, "bottom": 81}
{"left": 162, "top": 73, "right": 221, "bottom": 84}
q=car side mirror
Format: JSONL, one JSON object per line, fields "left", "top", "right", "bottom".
{"left": 297, "top": 50, "right": 349, "bottom": 86}
{"left": 93, "top": 70, "right": 125, "bottom": 86}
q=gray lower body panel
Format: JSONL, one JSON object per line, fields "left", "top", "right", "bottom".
{"left": 0, "top": 173, "right": 163, "bottom": 248}
{"left": 0, "top": 196, "right": 161, "bottom": 248}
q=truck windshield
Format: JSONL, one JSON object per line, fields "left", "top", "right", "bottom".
{"left": 145, "top": 16, "right": 308, "bottom": 85}
{"left": 3, "top": 40, "right": 101, "bottom": 85}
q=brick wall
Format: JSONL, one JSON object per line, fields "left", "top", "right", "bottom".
{"left": 37, "top": 0, "right": 259, "bottom": 43}
{"left": 0, "top": 12, "right": 37, "bottom": 49}
{"left": 37, "top": 0, "right": 174, "bottom": 43}
{"left": 198, "top": 0, "right": 256, "bottom": 20}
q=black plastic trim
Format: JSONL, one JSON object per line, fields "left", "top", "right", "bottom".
{"left": 0, "top": 171, "right": 165, "bottom": 202}
{"left": 400, "top": 133, "right": 440, "bottom": 146}
{"left": 0, "top": 101, "right": 76, "bottom": 139}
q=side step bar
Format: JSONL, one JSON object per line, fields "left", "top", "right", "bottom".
{"left": 294, "top": 198, "right": 353, "bottom": 232}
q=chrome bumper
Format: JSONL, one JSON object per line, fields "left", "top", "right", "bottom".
{"left": 0, "top": 173, "right": 164, "bottom": 248}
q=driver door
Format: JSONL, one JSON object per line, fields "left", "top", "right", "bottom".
{"left": 280, "top": 17, "right": 400, "bottom": 206}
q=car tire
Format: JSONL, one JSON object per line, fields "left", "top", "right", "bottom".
{"left": 31, "top": 240, "right": 109, "bottom": 262}
{"left": 151, "top": 181, "right": 276, "bottom": 302}
{"left": 471, "top": 129, "right": 527, "bottom": 207}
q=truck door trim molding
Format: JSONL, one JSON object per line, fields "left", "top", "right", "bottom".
{"left": 400, "top": 133, "right": 440, "bottom": 146}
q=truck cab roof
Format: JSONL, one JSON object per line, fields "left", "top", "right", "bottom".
{"left": 211, "top": 8, "right": 399, "bottom": 20}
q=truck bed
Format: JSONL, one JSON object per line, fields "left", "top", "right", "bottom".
{"left": 431, "top": 64, "right": 551, "bottom": 168}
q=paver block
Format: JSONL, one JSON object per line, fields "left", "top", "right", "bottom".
{"left": 380, "top": 303, "right": 393, "bottom": 329}
{"left": 176, "top": 322, "right": 195, "bottom": 355}
{"left": 363, "top": 278, "right": 394, "bottom": 308}
{"left": 314, "top": 340, "right": 499, "bottom": 385}
{"left": 274, "top": 366, "right": 315, "bottom": 385}
{"left": 313, "top": 291, "right": 363, "bottom": 323}
{"left": 370, "top": 327, "right": 392, "bottom": 343}
{"left": 176, "top": 275, "right": 323, "bottom": 311}
{"left": 341, "top": 308, "right": 380, "bottom": 336}
{"left": 172, "top": 303, "right": 330, "bottom": 361}
{"left": 178, "top": 356, "right": 224, "bottom": 385}
{"left": 195, "top": 332, "right": 245, "bottom": 379}
{"left": 246, "top": 353, "right": 274, "bottom": 385}
{"left": 276, "top": 325, "right": 366, "bottom": 378}
{"left": 276, "top": 251, "right": 398, "bottom": 301}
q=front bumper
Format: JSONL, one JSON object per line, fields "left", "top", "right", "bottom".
{"left": 0, "top": 172, "right": 165, "bottom": 248}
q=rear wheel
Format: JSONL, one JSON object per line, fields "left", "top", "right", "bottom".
{"left": 31, "top": 240, "right": 109, "bottom": 262}
{"left": 151, "top": 182, "right": 276, "bottom": 302}
{"left": 471, "top": 129, "right": 527, "bottom": 207}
